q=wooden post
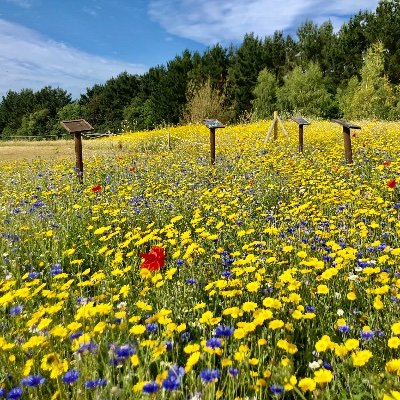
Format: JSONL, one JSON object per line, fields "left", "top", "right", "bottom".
{"left": 331, "top": 119, "right": 361, "bottom": 165}
{"left": 60, "top": 119, "right": 94, "bottom": 183}
{"left": 291, "top": 117, "right": 310, "bottom": 153}
{"left": 203, "top": 119, "right": 225, "bottom": 165}
{"left": 343, "top": 126, "right": 353, "bottom": 164}
{"left": 210, "top": 127, "right": 216, "bottom": 165}
{"left": 265, "top": 112, "right": 289, "bottom": 142}
{"left": 273, "top": 111, "right": 278, "bottom": 140}
{"left": 74, "top": 132, "right": 83, "bottom": 182}
{"left": 298, "top": 124, "right": 304, "bottom": 153}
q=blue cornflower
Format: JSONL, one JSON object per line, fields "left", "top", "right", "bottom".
{"left": 9, "top": 305, "right": 23, "bottom": 316}
{"left": 270, "top": 384, "right": 284, "bottom": 394}
{"left": 338, "top": 325, "right": 350, "bottom": 334}
{"left": 360, "top": 330, "right": 375, "bottom": 340}
{"left": 50, "top": 263, "right": 62, "bottom": 276}
{"left": 62, "top": 370, "right": 79, "bottom": 384}
{"left": 20, "top": 375, "right": 45, "bottom": 387}
{"left": 0, "top": 387, "right": 4, "bottom": 397}
{"left": 28, "top": 271, "right": 39, "bottom": 280}
{"left": 199, "top": 369, "right": 220, "bottom": 383}
{"left": 115, "top": 344, "right": 135, "bottom": 359}
{"left": 162, "top": 376, "right": 180, "bottom": 391}
{"left": 142, "top": 381, "right": 159, "bottom": 394}
{"left": 78, "top": 342, "right": 98, "bottom": 353}
{"left": 146, "top": 323, "right": 158, "bottom": 333}
{"left": 168, "top": 365, "right": 185, "bottom": 379}
{"left": 6, "top": 388, "right": 23, "bottom": 399}
{"left": 221, "top": 270, "right": 232, "bottom": 278}
{"left": 175, "top": 259, "right": 185, "bottom": 266}
{"left": 306, "top": 305, "right": 315, "bottom": 313}
{"left": 84, "top": 378, "right": 107, "bottom": 389}
{"left": 215, "top": 325, "right": 234, "bottom": 337}
{"left": 165, "top": 340, "right": 173, "bottom": 351}
{"left": 180, "top": 332, "right": 191, "bottom": 341}
{"left": 323, "top": 362, "right": 332, "bottom": 370}
{"left": 70, "top": 331, "right": 83, "bottom": 340}
{"left": 205, "top": 337, "right": 222, "bottom": 349}
{"left": 186, "top": 278, "right": 197, "bottom": 285}
{"left": 228, "top": 368, "right": 239, "bottom": 377}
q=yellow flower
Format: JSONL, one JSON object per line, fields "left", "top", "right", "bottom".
{"left": 344, "top": 338, "right": 359, "bottom": 351}
{"left": 347, "top": 292, "right": 357, "bottom": 300}
{"left": 268, "top": 320, "right": 284, "bottom": 330}
{"left": 41, "top": 353, "right": 68, "bottom": 379}
{"left": 334, "top": 344, "right": 348, "bottom": 357}
{"left": 50, "top": 325, "right": 68, "bottom": 338}
{"left": 314, "top": 369, "right": 333, "bottom": 384}
{"left": 185, "top": 351, "right": 201, "bottom": 372}
{"left": 242, "top": 302, "right": 258, "bottom": 312}
{"left": 317, "top": 284, "right": 329, "bottom": 294}
{"left": 234, "top": 328, "right": 246, "bottom": 339}
{"left": 389, "top": 337, "right": 400, "bottom": 349}
{"left": 246, "top": 281, "right": 260, "bottom": 292}
{"left": 23, "top": 359, "right": 34, "bottom": 376}
{"left": 351, "top": 350, "right": 372, "bottom": 367}
{"left": 386, "top": 359, "right": 400, "bottom": 374}
{"left": 392, "top": 322, "right": 400, "bottom": 335}
{"left": 129, "top": 325, "right": 146, "bottom": 335}
{"left": 184, "top": 343, "right": 200, "bottom": 354}
{"left": 298, "top": 377, "right": 316, "bottom": 392}
{"left": 383, "top": 391, "right": 400, "bottom": 400}
{"left": 22, "top": 335, "right": 47, "bottom": 350}
{"left": 130, "top": 354, "right": 140, "bottom": 367}
{"left": 315, "top": 335, "right": 333, "bottom": 352}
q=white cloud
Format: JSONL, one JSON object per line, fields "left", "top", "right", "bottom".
{"left": 148, "top": 0, "right": 380, "bottom": 45}
{"left": 0, "top": 19, "right": 148, "bottom": 99}
{"left": 5, "top": 0, "right": 33, "bottom": 8}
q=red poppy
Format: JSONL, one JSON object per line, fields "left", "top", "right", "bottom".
{"left": 383, "top": 161, "right": 391, "bottom": 167}
{"left": 388, "top": 179, "right": 396, "bottom": 189}
{"left": 139, "top": 246, "right": 165, "bottom": 271}
{"left": 91, "top": 185, "right": 102, "bottom": 193}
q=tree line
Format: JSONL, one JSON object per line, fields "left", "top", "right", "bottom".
{"left": 1, "top": 0, "right": 400, "bottom": 139}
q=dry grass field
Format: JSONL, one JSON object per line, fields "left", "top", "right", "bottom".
{"left": 0, "top": 138, "right": 130, "bottom": 162}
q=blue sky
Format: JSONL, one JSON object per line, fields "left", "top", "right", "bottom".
{"left": 0, "top": 0, "right": 380, "bottom": 99}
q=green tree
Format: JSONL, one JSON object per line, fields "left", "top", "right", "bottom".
{"left": 80, "top": 72, "right": 140, "bottom": 131}
{"left": 17, "top": 108, "right": 50, "bottom": 137}
{"left": 276, "top": 62, "right": 333, "bottom": 117}
{"left": 0, "top": 89, "right": 36, "bottom": 137}
{"left": 337, "top": 42, "right": 397, "bottom": 119}
{"left": 227, "top": 33, "right": 266, "bottom": 120}
{"left": 368, "top": 0, "right": 400, "bottom": 84}
{"left": 52, "top": 103, "right": 84, "bottom": 136}
{"left": 335, "top": 11, "right": 373, "bottom": 84}
{"left": 182, "top": 78, "right": 228, "bottom": 124}
{"left": 252, "top": 68, "right": 278, "bottom": 120}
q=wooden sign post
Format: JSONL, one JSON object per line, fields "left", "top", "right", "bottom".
{"left": 265, "top": 111, "right": 289, "bottom": 142}
{"left": 331, "top": 119, "right": 361, "bottom": 164}
{"left": 203, "top": 119, "right": 225, "bottom": 165}
{"left": 292, "top": 117, "right": 310, "bottom": 153}
{"left": 60, "top": 119, "right": 94, "bottom": 182}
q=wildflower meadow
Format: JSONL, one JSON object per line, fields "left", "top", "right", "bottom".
{"left": 1, "top": 120, "right": 400, "bottom": 399}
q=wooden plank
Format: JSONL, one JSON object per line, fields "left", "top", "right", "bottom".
{"left": 203, "top": 119, "right": 225, "bottom": 129}
{"left": 61, "top": 119, "right": 94, "bottom": 134}
{"left": 292, "top": 117, "right": 310, "bottom": 126}
{"left": 331, "top": 119, "right": 361, "bottom": 130}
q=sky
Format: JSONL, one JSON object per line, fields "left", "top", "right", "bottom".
{"left": 0, "top": 0, "right": 380, "bottom": 100}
